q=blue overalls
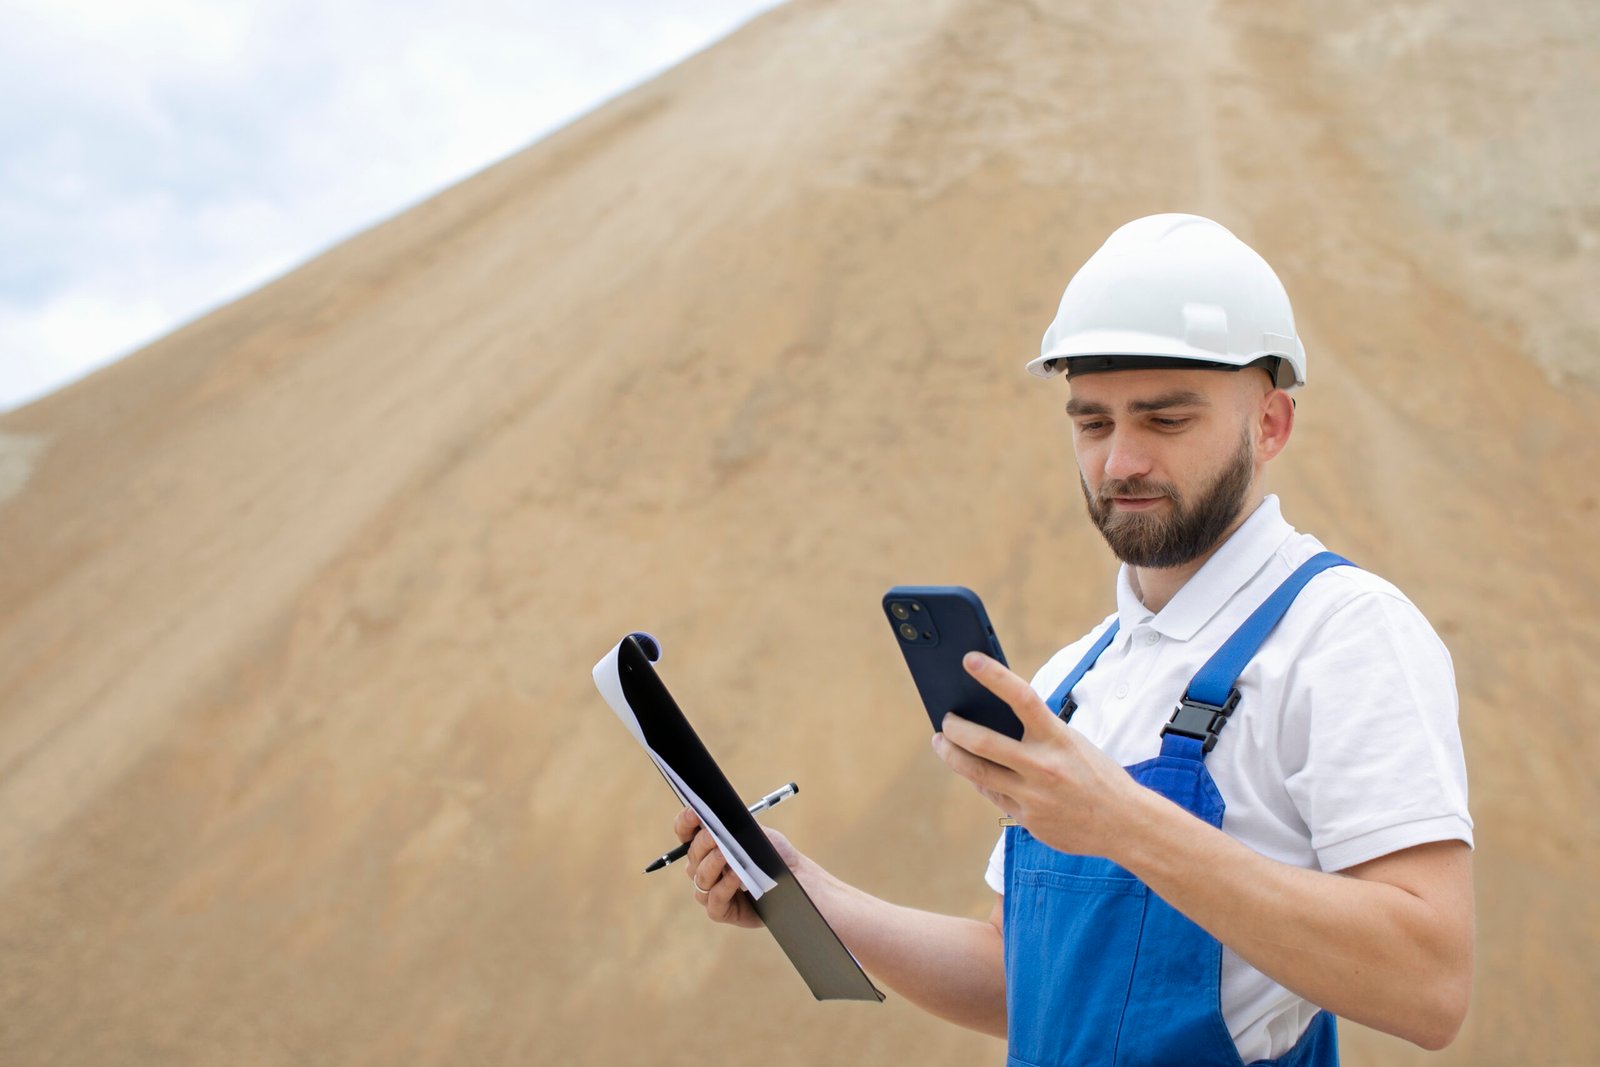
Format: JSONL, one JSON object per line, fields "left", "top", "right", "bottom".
{"left": 1002, "top": 553, "right": 1350, "bottom": 1067}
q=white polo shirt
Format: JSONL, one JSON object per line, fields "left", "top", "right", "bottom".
{"left": 984, "top": 495, "right": 1472, "bottom": 1063}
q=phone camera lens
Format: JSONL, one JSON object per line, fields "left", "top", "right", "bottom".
{"left": 891, "top": 603, "right": 911, "bottom": 620}
{"left": 899, "top": 622, "right": 918, "bottom": 641}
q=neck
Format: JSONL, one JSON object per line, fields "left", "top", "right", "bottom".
{"left": 1127, "top": 493, "right": 1264, "bottom": 613}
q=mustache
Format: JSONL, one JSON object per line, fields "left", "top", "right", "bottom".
{"left": 1097, "top": 478, "right": 1179, "bottom": 503}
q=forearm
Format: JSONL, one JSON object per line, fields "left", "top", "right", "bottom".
{"left": 795, "top": 856, "right": 1007, "bottom": 1038}
{"left": 680, "top": 816, "right": 1006, "bottom": 1035}
{"left": 1115, "top": 788, "right": 1473, "bottom": 1049}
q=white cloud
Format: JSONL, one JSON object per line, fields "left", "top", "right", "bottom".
{"left": 0, "top": 0, "right": 783, "bottom": 411}
{"left": 0, "top": 294, "right": 171, "bottom": 395}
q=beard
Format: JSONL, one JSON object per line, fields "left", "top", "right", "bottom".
{"left": 1080, "top": 433, "right": 1255, "bottom": 569}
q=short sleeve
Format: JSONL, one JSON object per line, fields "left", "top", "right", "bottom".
{"left": 984, "top": 832, "right": 1006, "bottom": 893}
{"left": 1282, "top": 590, "right": 1473, "bottom": 872}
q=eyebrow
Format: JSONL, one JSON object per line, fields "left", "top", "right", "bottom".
{"left": 1129, "top": 390, "right": 1209, "bottom": 413}
{"left": 1065, "top": 390, "right": 1211, "bottom": 417}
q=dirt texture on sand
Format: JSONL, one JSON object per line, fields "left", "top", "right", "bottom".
{"left": 2, "top": 1, "right": 1596, "bottom": 1063}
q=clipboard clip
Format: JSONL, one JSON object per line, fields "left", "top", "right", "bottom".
{"left": 628, "top": 631, "right": 662, "bottom": 662}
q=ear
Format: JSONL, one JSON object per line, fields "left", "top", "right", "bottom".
{"left": 1256, "top": 389, "right": 1295, "bottom": 461}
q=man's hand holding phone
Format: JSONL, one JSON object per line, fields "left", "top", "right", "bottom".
{"left": 933, "top": 650, "right": 1145, "bottom": 862}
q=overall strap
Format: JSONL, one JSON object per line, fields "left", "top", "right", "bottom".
{"left": 1044, "top": 620, "right": 1120, "bottom": 721}
{"left": 1160, "top": 551, "right": 1354, "bottom": 758}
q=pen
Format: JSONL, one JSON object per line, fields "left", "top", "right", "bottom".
{"left": 643, "top": 781, "right": 799, "bottom": 873}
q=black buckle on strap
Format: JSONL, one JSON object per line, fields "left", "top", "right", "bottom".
{"left": 1058, "top": 698, "right": 1078, "bottom": 724}
{"left": 1161, "top": 688, "right": 1242, "bottom": 753}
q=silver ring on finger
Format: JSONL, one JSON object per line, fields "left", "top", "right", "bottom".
{"left": 693, "top": 872, "right": 715, "bottom": 893}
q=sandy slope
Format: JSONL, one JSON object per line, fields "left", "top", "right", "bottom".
{"left": 2, "top": 0, "right": 1596, "bottom": 1063}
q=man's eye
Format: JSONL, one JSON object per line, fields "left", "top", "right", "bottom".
{"left": 1077, "top": 421, "right": 1109, "bottom": 434}
{"left": 1153, "top": 418, "right": 1189, "bottom": 430}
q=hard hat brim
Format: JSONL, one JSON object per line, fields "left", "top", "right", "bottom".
{"left": 1027, "top": 330, "right": 1303, "bottom": 388}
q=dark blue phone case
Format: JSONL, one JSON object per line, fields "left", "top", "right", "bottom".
{"left": 882, "top": 586, "right": 1023, "bottom": 741}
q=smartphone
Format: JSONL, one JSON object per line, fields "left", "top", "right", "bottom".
{"left": 882, "top": 586, "right": 1023, "bottom": 740}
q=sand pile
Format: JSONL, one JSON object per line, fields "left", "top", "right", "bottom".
{"left": 2, "top": 0, "right": 1596, "bottom": 1063}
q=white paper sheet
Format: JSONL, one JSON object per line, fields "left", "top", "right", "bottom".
{"left": 593, "top": 636, "right": 777, "bottom": 899}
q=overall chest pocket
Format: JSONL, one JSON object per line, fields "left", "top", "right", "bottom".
{"left": 1005, "top": 842, "right": 1150, "bottom": 1067}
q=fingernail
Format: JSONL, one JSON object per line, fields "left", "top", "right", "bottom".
{"left": 964, "top": 651, "right": 987, "bottom": 671}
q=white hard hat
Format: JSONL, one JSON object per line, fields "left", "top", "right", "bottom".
{"left": 1027, "top": 214, "right": 1306, "bottom": 389}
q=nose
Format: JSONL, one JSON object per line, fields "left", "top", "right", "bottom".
{"left": 1102, "top": 429, "right": 1153, "bottom": 482}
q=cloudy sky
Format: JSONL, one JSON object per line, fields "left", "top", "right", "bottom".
{"left": 0, "top": 0, "right": 783, "bottom": 411}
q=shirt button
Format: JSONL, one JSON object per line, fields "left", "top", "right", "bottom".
{"left": 1115, "top": 683, "right": 1129, "bottom": 699}
{"left": 1145, "top": 632, "right": 1160, "bottom": 645}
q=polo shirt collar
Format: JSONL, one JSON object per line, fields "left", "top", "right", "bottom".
{"left": 1114, "top": 495, "right": 1295, "bottom": 642}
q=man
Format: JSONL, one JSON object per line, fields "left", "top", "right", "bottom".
{"left": 675, "top": 215, "right": 1474, "bottom": 1065}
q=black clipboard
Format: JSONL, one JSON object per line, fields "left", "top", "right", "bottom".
{"left": 594, "top": 633, "right": 884, "bottom": 1003}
